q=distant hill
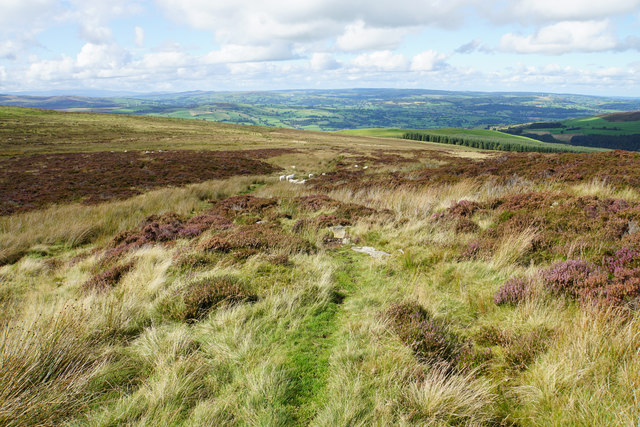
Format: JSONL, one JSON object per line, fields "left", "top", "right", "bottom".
{"left": 0, "top": 94, "right": 118, "bottom": 110}
{"left": 601, "top": 111, "right": 640, "bottom": 122}
{"left": 2, "top": 89, "right": 640, "bottom": 131}
{"left": 500, "top": 111, "right": 640, "bottom": 151}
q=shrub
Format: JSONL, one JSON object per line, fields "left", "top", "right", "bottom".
{"left": 387, "top": 302, "right": 460, "bottom": 365}
{"left": 455, "top": 218, "right": 479, "bottom": 233}
{"left": 541, "top": 259, "right": 606, "bottom": 300}
{"left": 386, "top": 302, "right": 488, "bottom": 371}
{"left": 181, "top": 276, "right": 257, "bottom": 321}
{"left": 460, "top": 241, "right": 481, "bottom": 259}
{"left": 494, "top": 277, "right": 531, "bottom": 306}
{"left": 83, "top": 261, "right": 135, "bottom": 292}
{"left": 502, "top": 328, "right": 552, "bottom": 371}
{"left": 447, "top": 200, "right": 481, "bottom": 218}
{"left": 199, "top": 224, "right": 313, "bottom": 255}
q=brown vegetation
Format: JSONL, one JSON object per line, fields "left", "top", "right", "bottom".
{"left": 0, "top": 149, "right": 285, "bottom": 215}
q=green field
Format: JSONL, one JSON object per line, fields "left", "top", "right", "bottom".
{"left": 500, "top": 111, "right": 640, "bottom": 151}
{"left": 340, "top": 127, "right": 603, "bottom": 153}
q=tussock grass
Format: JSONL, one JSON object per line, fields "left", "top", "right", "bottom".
{"left": 0, "top": 305, "right": 105, "bottom": 426}
{"left": 401, "top": 368, "right": 497, "bottom": 425}
{"left": 571, "top": 177, "right": 640, "bottom": 201}
{"left": 491, "top": 226, "right": 538, "bottom": 269}
{"left": 0, "top": 175, "right": 265, "bottom": 265}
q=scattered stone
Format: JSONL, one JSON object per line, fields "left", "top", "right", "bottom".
{"left": 628, "top": 220, "right": 640, "bottom": 235}
{"left": 331, "top": 225, "right": 346, "bottom": 239}
{"left": 352, "top": 246, "right": 391, "bottom": 258}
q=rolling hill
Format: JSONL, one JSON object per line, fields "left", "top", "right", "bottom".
{"left": 3, "top": 89, "right": 640, "bottom": 131}
{"left": 500, "top": 110, "right": 640, "bottom": 151}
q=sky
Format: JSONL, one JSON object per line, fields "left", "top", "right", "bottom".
{"left": 1, "top": 0, "right": 639, "bottom": 96}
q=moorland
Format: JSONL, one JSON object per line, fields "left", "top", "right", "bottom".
{"left": 2, "top": 106, "right": 640, "bottom": 425}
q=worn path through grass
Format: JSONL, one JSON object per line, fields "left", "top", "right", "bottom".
{"left": 276, "top": 248, "right": 389, "bottom": 425}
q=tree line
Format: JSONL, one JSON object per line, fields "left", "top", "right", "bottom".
{"left": 401, "top": 132, "right": 577, "bottom": 153}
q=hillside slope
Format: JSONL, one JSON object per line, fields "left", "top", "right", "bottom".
{"left": 2, "top": 108, "right": 640, "bottom": 425}
{"left": 501, "top": 111, "right": 640, "bottom": 151}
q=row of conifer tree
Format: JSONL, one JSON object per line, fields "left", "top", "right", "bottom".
{"left": 401, "top": 132, "right": 575, "bottom": 153}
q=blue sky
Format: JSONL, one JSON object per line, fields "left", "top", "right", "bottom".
{"left": 1, "top": 0, "right": 639, "bottom": 96}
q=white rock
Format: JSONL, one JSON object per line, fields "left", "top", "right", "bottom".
{"left": 291, "top": 166, "right": 296, "bottom": 169}
{"left": 363, "top": 166, "right": 368, "bottom": 169}
{"left": 354, "top": 164, "right": 359, "bottom": 168}
{"left": 352, "top": 246, "right": 391, "bottom": 258}
{"left": 331, "top": 225, "right": 346, "bottom": 239}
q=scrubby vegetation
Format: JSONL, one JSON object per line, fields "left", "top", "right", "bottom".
{"left": 3, "top": 108, "right": 640, "bottom": 425}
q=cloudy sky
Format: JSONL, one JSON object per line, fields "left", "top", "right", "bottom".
{"left": 1, "top": 0, "right": 639, "bottom": 96}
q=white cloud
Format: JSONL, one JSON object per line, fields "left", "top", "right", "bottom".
{"left": 310, "top": 53, "right": 340, "bottom": 71}
{"left": 410, "top": 50, "right": 448, "bottom": 71}
{"left": 135, "top": 26, "right": 145, "bottom": 47}
{"left": 351, "top": 51, "right": 409, "bottom": 71}
{"left": 506, "top": 0, "right": 640, "bottom": 23}
{"left": 0, "top": 0, "right": 58, "bottom": 31}
{"left": 155, "top": 0, "right": 469, "bottom": 47}
{"left": 26, "top": 56, "right": 75, "bottom": 81}
{"left": 336, "top": 21, "right": 410, "bottom": 51}
{"left": 141, "top": 50, "right": 190, "bottom": 69}
{"left": 499, "top": 20, "right": 619, "bottom": 54}
{"left": 76, "top": 43, "right": 129, "bottom": 68}
{"left": 203, "top": 44, "right": 295, "bottom": 64}
{"left": 65, "top": 0, "right": 144, "bottom": 43}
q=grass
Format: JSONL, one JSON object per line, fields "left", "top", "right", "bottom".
{"left": 2, "top": 108, "right": 640, "bottom": 425}
{"left": 340, "top": 127, "right": 602, "bottom": 153}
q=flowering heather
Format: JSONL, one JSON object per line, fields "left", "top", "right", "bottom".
{"left": 460, "top": 241, "right": 481, "bottom": 259}
{"left": 494, "top": 277, "right": 531, "bottom": 306}
{"left": 542, "top": 259, "right": 601, "bottom": 298}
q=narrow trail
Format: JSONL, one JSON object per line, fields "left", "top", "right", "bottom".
{"left": 279, "top": 250, "right": 362, "bottom": 425}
